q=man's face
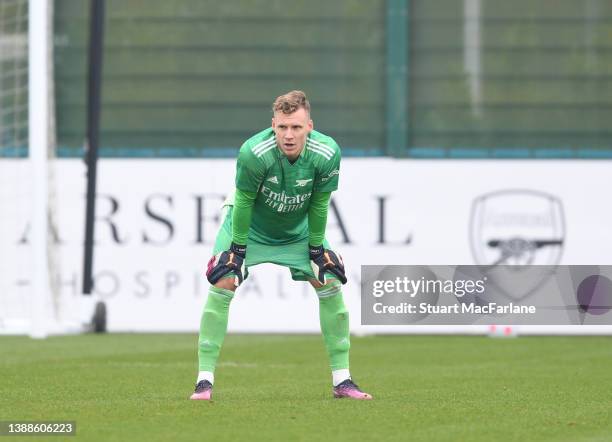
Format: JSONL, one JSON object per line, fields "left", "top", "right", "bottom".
{"left": 271, "top": 107, "right": 313, "bottom": 161}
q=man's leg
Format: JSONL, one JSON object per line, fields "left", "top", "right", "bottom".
{"left": 312, "top": 279, "right": 351, "bottom": 379}
{"left": 191, "top": 277, "right": 235, "bottom": 400}
{"left": 310, "top": 277, "right": 372, "bottom": 400}
{"left": 198, "top": 279, "right": 236, "bottom": 379}
{"left": 192, "top": 204, "right": 237, "bottom": 400}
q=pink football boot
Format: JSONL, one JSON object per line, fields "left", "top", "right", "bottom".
{"left": 190, "top": 380, "right": 213, "bottom": 400}
{"left": 333, "top": 379, "right": 373, "bottom": 400}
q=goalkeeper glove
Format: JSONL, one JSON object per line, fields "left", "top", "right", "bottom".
{"left": 206, "top": 242, "right": 246, "bottom": 287}
{"left": 309, "top": 245, "right": 347, "bottom": 285}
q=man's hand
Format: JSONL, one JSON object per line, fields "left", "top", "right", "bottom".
{"left": 206, "top": 242, "right": 247, "bottom": 287}
{"left": 309, "top": 245, "right": 347, "bottom": 285}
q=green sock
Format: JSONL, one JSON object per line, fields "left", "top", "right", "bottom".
{"left": 198, "top": 285, "right": 234, "bottom": 372}
{"left": 316, "top": 282, "right": 350, "bottom": 371}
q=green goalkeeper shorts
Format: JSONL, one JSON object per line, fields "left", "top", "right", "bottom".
{"left": 212, "top": 206, "right": 331, "bottom": 282}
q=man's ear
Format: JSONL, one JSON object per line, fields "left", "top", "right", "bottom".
{"left": 271, "top": 117, "right": 276, "bottom": 129}
{"left": 308, "top": 119, "right": 313, "bottom": 131}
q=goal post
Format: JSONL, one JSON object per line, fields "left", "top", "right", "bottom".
{"left": 0, "top": 0, "right": 74, "bottom": 337}
{"left": 29, "top": 0, "right": 52, "bottom": 338}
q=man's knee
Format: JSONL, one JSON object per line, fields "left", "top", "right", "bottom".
{"left": 308, "top": 278, "right": 324, "bottom": 289}
{"left": 214, "top": 277, "right": 237, "bottom": 292}
{"left": 310, "top": 278, "right": 340, "bottom": 290}
{"left": 310, "top": 278, "right": 342, "bottom": 297}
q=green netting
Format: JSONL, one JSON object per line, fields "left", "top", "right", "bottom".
{"left": 53, "top": 0, "right": 385, "bottom": 157}
{"left": 410, "top": 0, "right": 612, "bottom": 156}
{"left": 43, "top": 0, "right": 612, "bottom": 158}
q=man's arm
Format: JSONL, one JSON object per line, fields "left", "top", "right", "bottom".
{"left": 232, "top": 188, "right": 257, "bottom": 246}
{"left": 308, "top": 139, "right": 346, "bottom": 284}
{"left": 232, "top": 144, "right": 264, "bottom": 245}
{"left": 308, "top": 191, "right": 347, "bottom": 285}
{"left": 206, "top": 144, "right": 264, "bottom": 286}
{"left": 308, "top": 191, "right": 332, "bottom": 246}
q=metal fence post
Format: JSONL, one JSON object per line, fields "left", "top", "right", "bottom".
{"left": 386, "top": 0, "right": 409, "bottom": 157}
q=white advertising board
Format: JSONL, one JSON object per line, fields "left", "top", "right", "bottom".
{"left": 1, "top": 159, "right": 611, "bottom": 334}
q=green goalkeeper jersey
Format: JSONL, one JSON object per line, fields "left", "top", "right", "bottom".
{"left": 234, "top": 128, "right": 341, "bottom": 244}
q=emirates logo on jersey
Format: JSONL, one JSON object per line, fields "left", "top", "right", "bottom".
{"left": 261, "top": 185, "right": 312, "bottom": 213}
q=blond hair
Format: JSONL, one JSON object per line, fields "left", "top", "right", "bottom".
{"left": 272, "top": 90, "right": 310, "bottom": 115}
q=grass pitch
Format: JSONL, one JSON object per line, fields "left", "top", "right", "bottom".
{"left": 0, "top": 334, "right": 611, "bottom": 441}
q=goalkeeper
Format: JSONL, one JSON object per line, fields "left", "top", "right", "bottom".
{"left": 190, "top": 90, "right": 371, "bottom": 401}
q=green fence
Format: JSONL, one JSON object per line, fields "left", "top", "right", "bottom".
{"left": 408, "top": 0, "right": 612, "bottom": 158}
{"left": 4, "top": 0, "right": 612, "bottom": 158}
{"left": 54, "top": 0, "right": 386, "bottom": 157}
